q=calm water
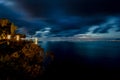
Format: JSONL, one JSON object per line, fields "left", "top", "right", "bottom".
{"left": 39, "top": 41, "right": 120, "bottom": 79}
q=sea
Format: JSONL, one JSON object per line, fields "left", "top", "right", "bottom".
{"left": 39, "top": 41, "right": 120, "bottom": 79}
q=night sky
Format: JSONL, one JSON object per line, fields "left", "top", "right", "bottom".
{"left": 0, "top": 0, "right": 120, "bottom": 38}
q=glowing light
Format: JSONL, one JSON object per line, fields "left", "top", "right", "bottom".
{"left": 7, "top": 35, "right": 11, "bottom": 40}
{"left": 34, "top": 38, "right": 38, "bottom": 44}
{"left": 16, "top": 35, "right": 20, "bottom": 41}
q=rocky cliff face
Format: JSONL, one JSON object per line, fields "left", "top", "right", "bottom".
{"left": 0, "top": 40, "right": 53, "bottom": 80}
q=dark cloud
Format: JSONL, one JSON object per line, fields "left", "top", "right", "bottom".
{"left": 15, "top": 0, "right": 120, "bottom": 17}
{"left": 0, "top": 0, "right": 120, "bottom": 38}
{"left": 15, "top": 0, "right": 56, "bottom": 17}
{"left": 65, "top": 0, "right": 120, "bottom": 16}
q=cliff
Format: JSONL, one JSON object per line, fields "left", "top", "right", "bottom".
{"left": 0, "top": 40, "right": 46, "bottom": 79}
{"left": 0, "top": 19, "right": 54, "bottom": 80}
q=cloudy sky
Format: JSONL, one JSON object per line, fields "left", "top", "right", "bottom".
{"left": 0, "top": 0, "right": 120, "bottom": 38}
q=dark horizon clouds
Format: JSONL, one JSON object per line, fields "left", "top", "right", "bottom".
{"left": 0, "top": 0, "right": 120, "bottom": 38}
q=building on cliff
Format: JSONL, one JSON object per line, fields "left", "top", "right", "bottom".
{"left": 0, "top": 19, "right": 26, "bottom": 41}
{"left": 0, "top": 19, "right": 38, "bottom": 44}
{"left": 0, "top": 19, "right": 54, "bottom": 79}
{"left": 0, "top": 19, "right": 17, "bottom": 40}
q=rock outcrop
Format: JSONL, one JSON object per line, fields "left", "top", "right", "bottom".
{"left": 0, "top": 40, "right": 53, "bottom": 80}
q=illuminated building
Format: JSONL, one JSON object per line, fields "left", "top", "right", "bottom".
{"left": 0, "top": 19, "right": 17, "bottom": 39}
{"left": 0, "top": 19, "right": 38, "bottom": 45}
